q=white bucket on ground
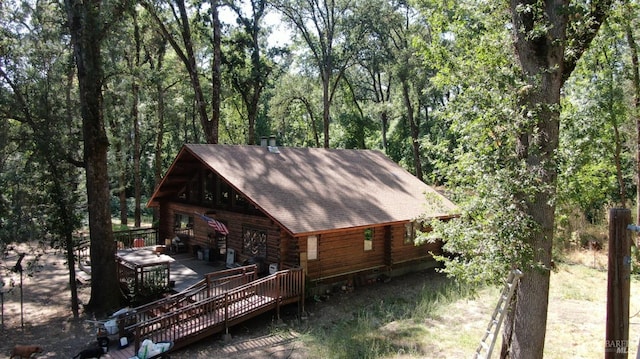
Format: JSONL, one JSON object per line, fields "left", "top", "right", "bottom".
{"left": 104, "top": 319, "right": 118, "bottom": 335}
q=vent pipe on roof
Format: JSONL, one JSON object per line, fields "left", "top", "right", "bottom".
{"left": 260, "top": 136, "right": 268, "bottom": 147}
{"left": 267, "top": 135, "right": 280, "bottom": 154}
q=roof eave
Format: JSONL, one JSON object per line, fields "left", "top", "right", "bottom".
{"left": 291, "top": 213, "right": 459, "bottom": 238}
{"left": 183, "top": 145, "right": 298, "bottom": 238}
{"left": 146, "top": 145, "right": 193, "bottom": 208}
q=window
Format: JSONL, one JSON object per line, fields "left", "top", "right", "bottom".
{"left": 242, "top": 227, "right": 267, "bottom": 258}
{"left": 174, "top": 213, "right": 193, "bottom": 229}
{"left": 217, "top": 179, "right": 230, "bottom": 206}
{"left": 307, "top": 235, "right": 318, "bottom": 260}
{"left": 174, "top": 213, "right": 194, "bottom": 238}
{"left": 188, "top": 174, "right": 200, "bottom": 202}
{"left": 404, "top": 222, "right": 416, "bottom": 244}
{"left": 234, "top": 192, "right": 250, "bottom": 209}
{"left": 364, "top": 228, "right": 374, "bottom": 251}
{"left": 203, "top": 171, "right": 215, "bottom": 204}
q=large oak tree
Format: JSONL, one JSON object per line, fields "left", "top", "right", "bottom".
{"left": 420, "top": 1, "right": 614, "bottom": 357}
{"left": 142, "top": 0, "right": 219, "bottom": 144}
{"left": 64, "top": 0, "right": 121, "bottom": 315}
{"left": 272, "top": 0, "right": 364, "bottom": 148}
{"left": 504, "top": 1, "right": 613, "bottom": 357}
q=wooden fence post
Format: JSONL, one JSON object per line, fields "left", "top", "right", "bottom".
{"left": 606, "top": 208, "right": 632, "bottom": 358}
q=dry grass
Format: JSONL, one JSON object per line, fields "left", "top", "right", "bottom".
{"left": 11, "top": 239, "right": 638, "bottom": 359}
{"left": 299, "top": 247, "right": 640, "bottom": 358}
{"left": 561, "top": 245, "right": 609, "bottom": 270}
{"left": 433, "top": 248, "right": 640, "bottom": 358}
{"left": 544, "top": 248, "right": 640, "bottom": 358}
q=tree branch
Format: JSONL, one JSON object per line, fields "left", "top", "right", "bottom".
{"left": 562, "top": 0, "right": 614, "bottom": 84}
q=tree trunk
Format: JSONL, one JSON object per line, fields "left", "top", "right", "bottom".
{"left": 132, "top": 10, "right": 142, "bottom": 227}
{"left": 401, "top": 77, "right": 423, "bottom": 181}
{"left": 322, "top": 68, "right": 331, "bottom": 148}
{"left": 64, "top": 230, "right": 80, "bottom": 318}
{"left": 151, "top": 45, "right": 167, "bottom": 225}
{"left": 150, "top": 0, "right": 213, "bottom": 143}
{"left": 118, "top": 157, "right": 127, "bottom": 226}
{"left": 506, "top": 0, "right": 572, "bottom": 356}
{"left": 626, "top": 18, "right": 640, "bottom": 233}
{"left": 142, "top": 0, "right": 210, "bottom": 141}
{"left": 153, "top": 83, "right": 165, "bottom": 224}
{"left": 44, "top": 159, "right": 82, "bottom": 320}
{"left": 506, "top": 84, "right": 560, "bottom": 359}
{"left": 374, "top": 71, "right": 391, "bottom": 153}
{"left": 247, "top": 17, "right": 263, "bottom": 146}
{"left": 133, "top": 91, "right": 141, "bottom": 228}
{"left": 500, "top": 291, "right": 517, "bottom": 359}
{"left": 381, "top": 110, "right": 389, "bottom": 153}
{"left": 64, "top": 63, "right": 80, "bottom": 318}
{"left": 296, "top": 97, "right": 320, "bottom": 147}
{"left": 506, "top": 1, "right": 565, "bottom": 355}
{"left": 211, "top": 0, "right": 221, "bottom": 144}
{"left": 65, "top": 0, "right": 120, "bottom": 316}
{"left": 506, "top": 58, "right": 561, "bottom": 359}
{"left": 247, "top": 104, "right": 258, "bottom": 145}
{"left": 110, "top": 112, "right": 127, "bottom": 226}
{"left": 112, "top": 126, "right": 127, "bottom": 227}
{"left": 344, "top": 75, "right": 367, "bottom": 149}
{"left": 503, "top": 2, "right": 613, "bottom": 356}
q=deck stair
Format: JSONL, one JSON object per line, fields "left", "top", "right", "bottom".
{"left": 105, "top": 264, "right": 304, "bottom": 358}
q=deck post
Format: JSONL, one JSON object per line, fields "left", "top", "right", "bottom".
{"left": 296, "top": 270, "right": 301, "bottom": 321}
{"left": 136, "top": 265, "right": 140, "bottom": 297}
{"left": 134, "top": 323, "right": 141, "bottom": 354}
{"left": 276, "top": 272, "right": 281, "bottom": 322}
{"left": 299, "top": 269, "right": 305, "bottom": 319}
{"left": 166, "top": 262, "right": 171, "bottom": 289}
{"left": 223, "top": 292, "right": 232, "bottom": 342}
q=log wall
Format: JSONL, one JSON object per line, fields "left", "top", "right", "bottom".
{"left": 388, "top": 225, "right": 442, "bottom": 265}
{"left": 302, "top": 226, "right": 386, "bottom": 281}
{"left": 162, "top": 203, "right": 282, "bottom": 266}
{"left": 160, "top": 201, "right": 443, "bottom": 285}
{"left": 299, "top": 224, "right": 442, "bottom": 282}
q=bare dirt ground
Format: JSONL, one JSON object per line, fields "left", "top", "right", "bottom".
{"left": 0, "top": 247, "right": 431, "bottom": 359}
{"left": 1, "top": 247, "right": 96, "bottom": 358}
{"left": 1, "top": 246, "right": 637, "bottom": 358}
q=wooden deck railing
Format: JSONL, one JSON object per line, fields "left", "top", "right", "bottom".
{"left": 74, "top": 227, "right": 159, "bottom": 255}
{"left": 126, "top": 266, "right": 304, "bottom": 353}
{"left": 205, "top": 265, "right": 258, "bottom": 296}
{"left": 117, "top": 259, "right": 171, "bottom": 303}
{"left": 75, "top": 239, "right": 91, "bottom": 274}
{"left": 113, "top": 227, "right": 159, "bottom": 248}
{"left": 74, "top": 227, "right": 160, "bottom": 276}
{"left": 129, "top": 265, "right": 258, "bottom": 323}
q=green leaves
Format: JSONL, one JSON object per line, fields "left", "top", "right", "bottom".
{"left": 558, "top": 10, "right": 636, "bottom": 221}
{"left": 412, "top": 0, "right": 564, "bottom": 285}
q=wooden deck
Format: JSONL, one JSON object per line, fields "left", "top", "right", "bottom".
{"left": 100, "top": 265, "right": 304, "bottom": 358}
{"left": 76, "top": 243, "right": 227, "bottom": 295}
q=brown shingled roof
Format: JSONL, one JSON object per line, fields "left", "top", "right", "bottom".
{"left": 150, "top": 144, "right": 457, "bottom": 236}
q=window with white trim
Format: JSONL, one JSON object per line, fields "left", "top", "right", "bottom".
{"left": 404, "top": 222, "right": 416, "bottom": 244}
{"left": 307, "top": 235, "right": 318, "bottom": 260}
{"left": 364, "top": 228, "right": 374, "bottom": 251}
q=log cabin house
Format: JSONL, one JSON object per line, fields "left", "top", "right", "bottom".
{"left": 147, "top": 143, "right": 457, "bottom": 290}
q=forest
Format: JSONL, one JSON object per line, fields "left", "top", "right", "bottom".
{"left": 0, "top": 0, "right": 637, "bottom": 358}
